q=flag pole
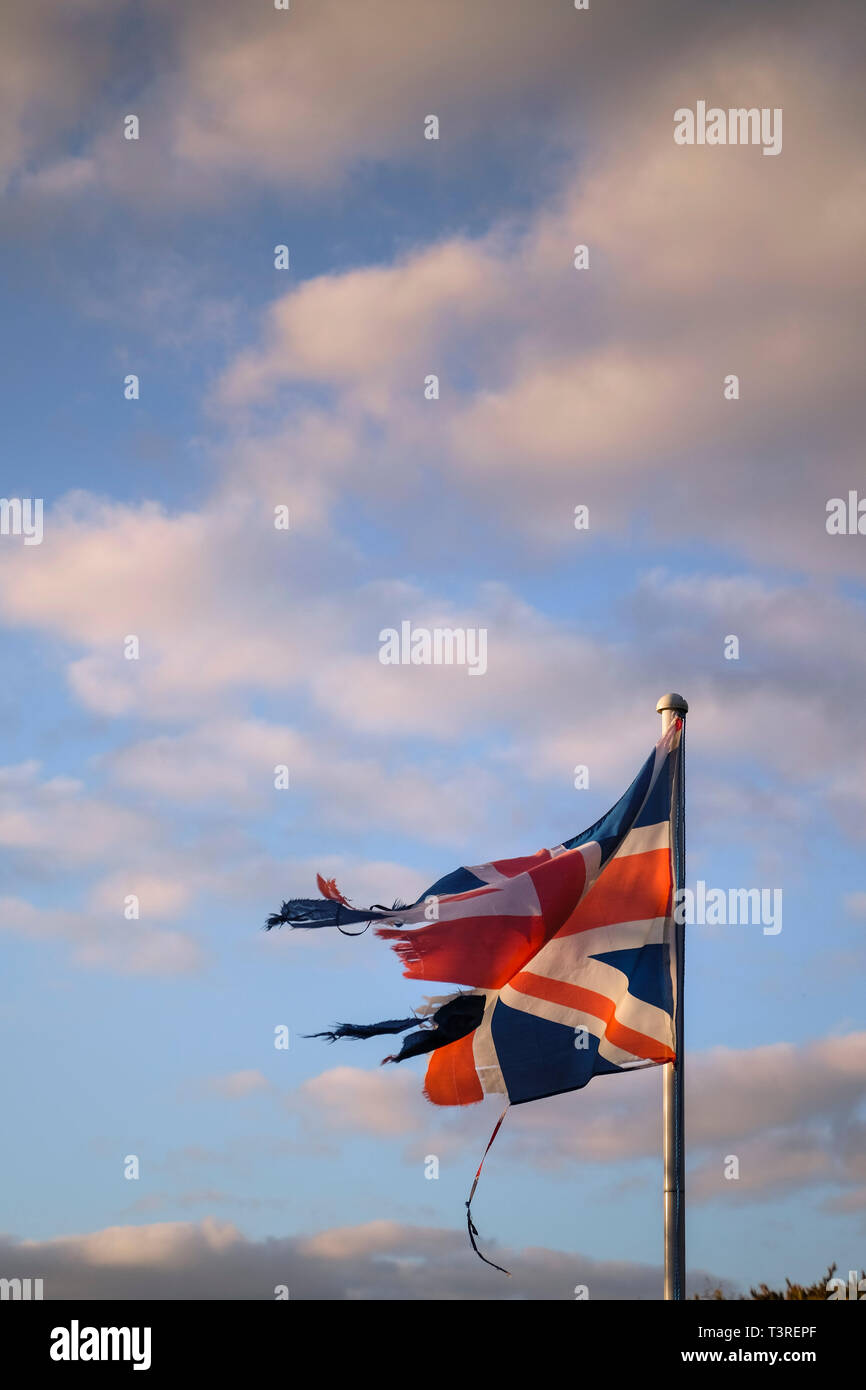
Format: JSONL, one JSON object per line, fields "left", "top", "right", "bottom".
{"left": 657, "top": 692, "right": 687, "bottom": 1300}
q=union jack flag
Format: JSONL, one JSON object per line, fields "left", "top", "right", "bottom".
{"left": 266, "top": 718, "right": 682, "bottom": 1109}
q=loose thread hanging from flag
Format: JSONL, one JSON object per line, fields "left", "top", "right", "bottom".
{"left": 466, "top": 1103, "right": 511, "bottom": 1275}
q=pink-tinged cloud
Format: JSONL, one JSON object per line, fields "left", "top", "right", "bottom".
{"left": 4, "top": 1216, "right": 730, "bottom": 1298}
{"left": 207, "top": 1071, "right": 271, "bottom": 1100}
{"left": 291, "top": 1032, "right": 866, "bottom": 1206}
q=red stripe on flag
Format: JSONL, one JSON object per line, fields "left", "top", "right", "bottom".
{"left": 489, "top": 849, "right": 552, "bottom": 877}
{"left": 559, "top": 848, "right": 672, "bottom": 936}
{"left": 508, "top": 970, "right": 675, "bottom": 1063}
{"left": 527, "top": 847, "right": 588, "bottom": 925}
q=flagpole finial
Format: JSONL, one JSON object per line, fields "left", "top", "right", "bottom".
{"left": 656, "top": 692, "right": 688, "bottom": 714}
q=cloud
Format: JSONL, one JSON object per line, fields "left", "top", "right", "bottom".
{"left": 0, "top": 761, "right": 152, "bottom": 866}
{"left": 3, "top": 483, "right": 866, "bottom": 855}
{"left": 0, "top": 895, "right": 205, "bottom": 976}
{"left": 160, "top": 0, "right": 584, "bottom": 190}
{"left": 295, "top": 1066, "right": 421, "bottom": 1139}
{"left": 3, "top": 1215, "right": 728, "bottom": 1299}
{"left": 11, "top": 0, "right": 858, "bottom": 212}
{"left": 4, "top": 1, "right": 597, "bottom": 201}
{"left": 87, "top": 872, "right": 193, "bottom": 921}
{"left": 0, "top": 759, "right": 212, "bottom": 973}
{"left": 201, "top": 27, "right": 865, "bottom": 573}
{"left": 690, "top": 1134, "right": 831, "bottom": 1203}
{"left": 103, "top": 714, "right": 508, "bottom": 845}
{"left": 0, "top": 1, "right": 114, "bottom": 190}
{"left": 218, "top": 238, "right": 500, "bottom": 409}
{"left": 207, "top": 1071, "right": 271, "bottom": 1100}
{"left": 5, "top": 0, "right": 863, "bottom": 592}
{"left": 291, "top": 1032, "right": 866, "bottom": 1206}
{"left": 0, "top": 745, "right": 446, "bottom": 974}
{"left": 105, "top": 720, "right": 305, "bottom": 806}
{"left": 17, "top": 156, "right": 97, "bottom": 196}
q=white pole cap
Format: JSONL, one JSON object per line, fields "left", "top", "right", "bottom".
{"left": 656, "top": 692, "right": 688, "bottom": 714}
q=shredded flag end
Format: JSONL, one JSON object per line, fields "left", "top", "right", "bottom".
{"left": 304, "top": 1016, "right": 423, "bottom": 1046}
{"left": 265, "top": 891, "right": 411, "bottom": 933}
{"left": 375, "top": 929, "right": 429, "bottom": 973}
{"left": 264, "top": 899, "right": 344, "bottom": 930}
{"left": 316, "top": 874, "right": 351, "bottom": 905}
{"left": 263, "top": 899, "right": 375, "bottom": 934}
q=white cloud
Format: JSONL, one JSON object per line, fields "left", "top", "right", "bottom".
{"left": 290, "top": 1031, "right": 866, "bottom": 1207}
{"left": 0, "top": 760, "right": 153, "bottom": 864}
{"left": 207, "top": 1071, "right": 271, "bottom": 1100}
{"left": 198, "top": 34, "right": 865, "bottom": 572}
{"left": 5, "top": 1215, "right": 727, "bottom": 1298}
{"left": 0, "top": 895, "right": 205, "bottom": 976}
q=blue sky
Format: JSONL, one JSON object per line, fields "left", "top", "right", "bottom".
{"left": 1, "top": 0, "right": 864, "bottom": 1299}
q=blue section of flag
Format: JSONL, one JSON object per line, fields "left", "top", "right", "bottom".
{"left": 419, "top": 866, "right": 488, "bottom": 901}
{"left": 490, "top": 999, "right": 623, "bottom": 1105}
{"left": 562, "top": 749, "right": 655, "bottom": 865}
{"left": 590, "top": 945, "right": 673, "bottom": 1015}
{"left": 634, "top": 749, "right": 675, "bottom": 828}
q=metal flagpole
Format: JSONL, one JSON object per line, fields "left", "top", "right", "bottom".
{"left": 657, "top": 692, "right": 687, "bottom": 1301}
